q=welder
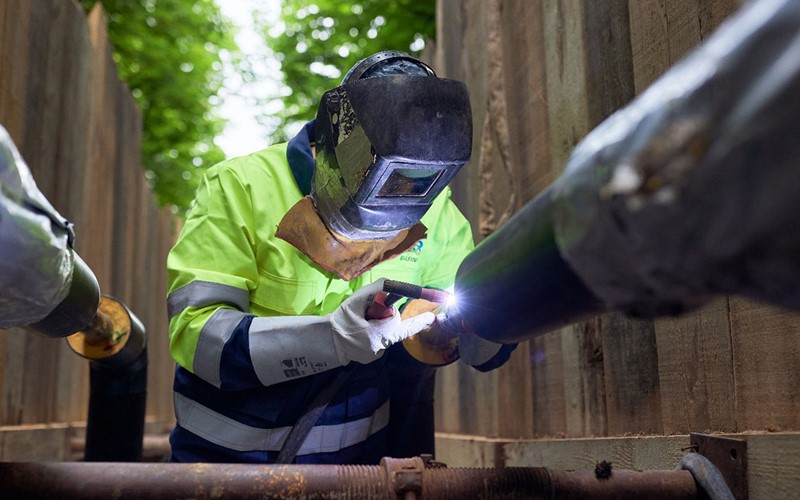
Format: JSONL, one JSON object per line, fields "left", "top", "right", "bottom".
{"left": 166, "top": 51, "right": 516, "bottom": 465}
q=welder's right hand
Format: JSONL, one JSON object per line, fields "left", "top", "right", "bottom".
{"left": 330, "top": 279, "right": 436, "bottom": 365}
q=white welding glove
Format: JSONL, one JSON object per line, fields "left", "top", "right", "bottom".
{"left": 458, "top": 328, "right": 504, "bottom": 367}
{"left": 330, "top": 279, "right": 436, "bottom": 365}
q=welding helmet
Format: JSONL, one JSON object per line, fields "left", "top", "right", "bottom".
{"left": 312, "top": 51, "right": 473, "bottom": 240}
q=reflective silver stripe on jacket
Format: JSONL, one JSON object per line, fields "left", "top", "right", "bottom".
{"left": 248, "top": 315, "right": 342, "bottom": 386}
{"left": 174, "top": 392, "right": 391, "bottom": 454}
{"left": 193, "top": 308, "right": 249, "bottom": 388}
{"left": 167, "top": 280, "right": 250, "bottom": 320}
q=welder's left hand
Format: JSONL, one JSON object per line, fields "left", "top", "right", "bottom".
{"left": 457, "top": 328, "right": 505, "bottom": 369}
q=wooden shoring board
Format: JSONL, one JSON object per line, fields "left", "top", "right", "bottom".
{"left": 729, "top": 300, "right": 800, "bottom": 432}
{"left": 51, "top": 0, "right": 93, "bottom": 425}
{"left": 438, "top": 431, "right": 800, "bottom": 499}
{"left": 503, "top": 434, "right": 689, "bottom": 471}
{"left": 0, "top": 423, "right": 71, "bottom": 461}
{"left": 432, "top": 0, "right": 540, "bottom": 439}
{"left": 655, "top": 299, "right": 737, "bottom": 433}
{"left": 14, "top": 0, "right": 79, "bottom": 425}
{"left": 628, "top": 0, "right": 743, "bottom": 437}
{"left": 0, "top": 2, "right": 35, "bottom": 426}
{"left": 0, "top": 419, "right": 174, "bottom": 461}
{"left": 145, "top": 204, "right": 177, "bottom": 423}
{"left": 540, "top": 0, "right": 661, "bottom": 438}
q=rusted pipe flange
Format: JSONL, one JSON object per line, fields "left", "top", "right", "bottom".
{"left": 381, "top": 456, "right": 424, "bottom": 498}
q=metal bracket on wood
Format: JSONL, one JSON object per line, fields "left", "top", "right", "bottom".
{"left": 690, "top": 432, "right": 748, "bottom": 500}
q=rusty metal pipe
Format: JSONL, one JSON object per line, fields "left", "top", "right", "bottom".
{"left": 548, "top": 469, "right": 701, "bottom": 500}
{"left": 0, "top": 460, "right": 700, "bottom": 499}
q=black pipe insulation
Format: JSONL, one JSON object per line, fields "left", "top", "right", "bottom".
{"left": 84, "top": 349, "right": 148, "bottom": 462}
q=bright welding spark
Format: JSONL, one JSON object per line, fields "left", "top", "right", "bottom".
{"left": 444, "top": 286, "right": 458, "bottom": 309}
{"left": 446, "top": 293, "right": 457, "bottom": 309}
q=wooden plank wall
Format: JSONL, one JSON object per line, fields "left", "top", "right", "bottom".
{"left": 0, "top": 0, "right": 174, "bottom": 442}
{"left": 434, "top": 0, "right": 800, "bottom": 440}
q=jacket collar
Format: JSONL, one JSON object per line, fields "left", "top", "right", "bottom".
{"left": 286, "top": 120, "right": 315, "bottom": 196}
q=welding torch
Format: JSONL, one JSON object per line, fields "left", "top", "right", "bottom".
{"left": 365, "top": 279, "right": 450, "bottom": 319}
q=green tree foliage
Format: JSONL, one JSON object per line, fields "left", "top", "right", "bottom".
{"left": 77, "top": 0, "right": 237, "bottom": 213}
{"left": 261, "top": 0, "right": 435, "bottom": 142}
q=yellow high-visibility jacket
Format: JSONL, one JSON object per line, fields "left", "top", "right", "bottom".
{"left": 166, "top": 122, "right": 478, "bottom": 463}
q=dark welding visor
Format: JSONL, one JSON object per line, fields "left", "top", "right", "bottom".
{"left": 313, "top": 74, "right": 472, "bottom": 239}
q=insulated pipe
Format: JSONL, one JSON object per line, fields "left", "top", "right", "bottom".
{"left": 67, "top": 296, "right": 148, "bottom": 462}
{"left": 0, "top": 459, "right": 701, "bottom": 499}
{"left": 449, "top": 0, "right": 800, "bottom": 343}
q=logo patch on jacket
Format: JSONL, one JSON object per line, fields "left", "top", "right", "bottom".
{"left": 400, "top": 241, "right": 423, "bottom": 262}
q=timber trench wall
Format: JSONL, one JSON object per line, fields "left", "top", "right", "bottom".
{"left": 2, "top": 0, "right": 799, "bottom": 494}
{"left": 433, "top": 1, "right": 800, "bottom": 495}
{"left": 0, "top": 0, "right": 174, "bottom": 458}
